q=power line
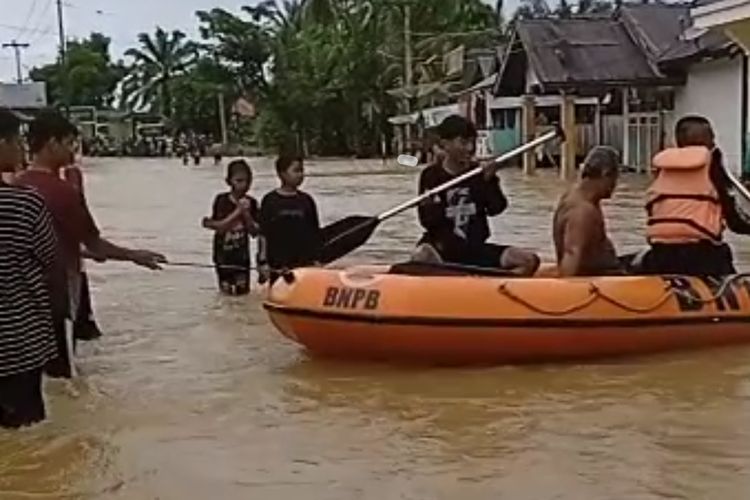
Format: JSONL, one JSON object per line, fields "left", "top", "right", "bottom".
{"left": 0, "top": 22, "right": 53, "bottom": 35}
{"left": 17, "top": 0, "right": 41, "bottom": 39}
{"left": 26, "top": 0, "right": 55, "bottom": 45}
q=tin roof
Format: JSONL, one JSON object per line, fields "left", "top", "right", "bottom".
{"left": 515, "top": 18, "right": 665, "bottom": 90}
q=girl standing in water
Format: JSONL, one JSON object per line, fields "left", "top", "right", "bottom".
{"left": 202, "top": 159, "right": 260, "bottom": 295}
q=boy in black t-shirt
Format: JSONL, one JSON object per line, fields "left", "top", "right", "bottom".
{"left": 413, "top": 115, "right": 540, "bottom": 275}
{"left": 202, "top": 159, "right": 259, "bottom": 295}
{"left": 258, "top": 156, "right": 321, "bottom": 283}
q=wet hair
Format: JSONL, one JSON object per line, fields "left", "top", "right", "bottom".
{"left": 226, "top": 159, "right": 252, "bottom": 183}
{"left": 0, "top": 108, "right": 20, "bottom": 141}
{"left": 436, "top": 115, "right": 477, "bottom": 141}
{"left": 27, "top": 109, "right": 78, "bottom": 154}
{"left": 275, "top": 154, "right": 303, "bottom": 176}
{"left": 675, "top": 115, "right": 712, "bottom": 147}
{"left": 581, "top": 146, "right": 620, "bottom": 179}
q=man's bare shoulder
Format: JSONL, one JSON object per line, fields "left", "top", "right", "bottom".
{"left": 556, "top": 192, "right": 599, "bottom": 219}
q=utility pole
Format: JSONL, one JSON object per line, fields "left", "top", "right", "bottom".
{"left": 403, "top": 2, "right": 413, "bottom": 152}
{"left": 56, "top": 0, "right": 69, "bottom": 116}
{"left": 217, "top": 91, "right": 228, "bottom": 146}
{"left": 2, "top": 40, "right": 29, "bottom": 83}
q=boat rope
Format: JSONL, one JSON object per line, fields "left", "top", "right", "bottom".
{"left": 496, "top": 273, "right": 750, "bottom": 316}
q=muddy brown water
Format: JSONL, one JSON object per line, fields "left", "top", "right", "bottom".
{"left": 3, "top": 157, "right": 750, "bottom": 499}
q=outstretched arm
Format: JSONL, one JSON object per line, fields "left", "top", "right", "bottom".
{"left": 86, "top": 237, "right": 166, "bottom": 270}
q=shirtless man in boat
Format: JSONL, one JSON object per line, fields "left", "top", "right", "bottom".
{"left": 553, "top": 146, "right": 622, "bottom": 277}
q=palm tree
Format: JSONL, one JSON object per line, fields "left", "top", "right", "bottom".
{"left": 244, "top": 0, "right": 305, "bottom": 31}
{"left": 121, "top": 28, "right": 198, "bottom": 118}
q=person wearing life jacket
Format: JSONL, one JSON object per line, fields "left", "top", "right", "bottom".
{"left": 641, "top": 115, "right": 750, "bottom": 276}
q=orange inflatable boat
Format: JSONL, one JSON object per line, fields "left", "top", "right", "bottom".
{"left": 263, "top": 265, "right": 750, "bottom": 364}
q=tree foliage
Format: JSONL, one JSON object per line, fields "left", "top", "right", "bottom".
{"left": 30, "top": 0, "right": 617, "bottom": 155}
{"left": 29, "top": 33, "right": 124, "bottom": 108}
{"left": 120, "top": 28, "right": 198, "bottom": 118}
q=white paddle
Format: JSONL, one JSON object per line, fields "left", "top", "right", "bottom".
{"left": 397, "top": 154, "right": 419, "bottom": 167}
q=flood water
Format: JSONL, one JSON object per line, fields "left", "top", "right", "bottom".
{"left": 3, "top": 157, "right": 750, "bottom": 499}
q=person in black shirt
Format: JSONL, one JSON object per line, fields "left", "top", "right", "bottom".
{"left": 258, "top": 155, "right": 322, "bottom": 283}
{"left": 412, "top": 115, "right": 540, "bottom": 276}
{"left": 202, "top": 159, "right": 259, "bottom": 295}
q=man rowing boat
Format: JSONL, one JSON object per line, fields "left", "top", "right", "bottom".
{"left": 412, "top": 115, "right": 540, "bottom": 276}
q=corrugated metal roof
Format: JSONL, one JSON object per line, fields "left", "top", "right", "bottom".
{"left": 620, "top": 2, "right": 733, "bottom": 64}
{"left": 620, "top": 3, "right": 691, "bottom": 59}
{"left": 516, "top": 18, "right": 664, "bottom": 89}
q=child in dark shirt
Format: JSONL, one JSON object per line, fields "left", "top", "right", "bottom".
{"left": 413, "top": 115, "right": 540, "bottom": 276}
{"left": 258, "top": 155, "right": 321, "bottom": 283}
{"left": 202, "top": 159, "right": 259, "bottom": 295}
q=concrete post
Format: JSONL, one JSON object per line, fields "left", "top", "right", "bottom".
{"left": 560, "top": 93, "right": 577, "bottom": 179}
{"left": 522, "top": 95, "right": 536, "bottom": 175}
{"left": 622, "top": 87, "right": 631, "bottom": 170}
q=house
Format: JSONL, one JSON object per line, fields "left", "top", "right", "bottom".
{"left": 0, "top": 82, "right": 47, "bottom": 114}
{"left": 693, "top": 0, "right": 750, "bottom": 178}
{"left": 622, "top": 2, "right": 744, "bottom": 172}
{"left": 491, "top": 2, "right": 747, "bottom": 176}
{"left": 387, "top": 46, "right": 501, "bottom": 155}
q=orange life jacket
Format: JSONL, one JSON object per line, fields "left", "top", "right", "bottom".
{"left": 646, "top": 146, "right": 724, "bottom": 244}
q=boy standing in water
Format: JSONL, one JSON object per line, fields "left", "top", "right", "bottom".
{"left": 258, "top": 156, "right": 322, "bottom": 283}
{"left": 202, "top": 159, "right": 260, "bottom": 295}
{"left": 413, "top": 115, "right": 540, "bottom": 275}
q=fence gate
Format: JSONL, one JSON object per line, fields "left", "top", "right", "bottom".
{"left": 626, "top": 112, "right": 663, "bottom": 172}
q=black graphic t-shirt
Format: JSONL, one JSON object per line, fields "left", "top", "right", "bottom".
{"left": 417, "top": 161, "right": 507, "bottom": 254}
{"left": 211, "top": 193, "right": 259, "bottom": 268}
{"left": 259, "top": 190, "right": 321, "bottom": 269}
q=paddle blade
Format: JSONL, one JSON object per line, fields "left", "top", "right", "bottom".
{"left": 319, "top": 215, "right": 380, "bottom": 264}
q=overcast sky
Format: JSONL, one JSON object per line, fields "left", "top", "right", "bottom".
{"left": 0, "top": 0, "right": 505, "bottom": 83}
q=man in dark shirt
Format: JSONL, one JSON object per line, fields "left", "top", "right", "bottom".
{"left": 412, "top": 115, "right": 540, "bottom": 276}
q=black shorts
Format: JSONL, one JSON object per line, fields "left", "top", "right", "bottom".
{"left": 216, "top": 268, "right": 250, "bottom": 295}
{"left": 0, "top": 369, "right": 45, "bottom": 429}
{"left": 74, "top": 272, "right": 102, "bottom": 341}
{"left": 433, "top": 241, "right": 510, "bottom": 268}
{"left": 642, "top": 242, "right": 736, "bottom": 276}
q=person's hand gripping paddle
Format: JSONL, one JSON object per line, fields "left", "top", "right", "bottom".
{"left": 318, "top": 126, "right": 565, "bottom": 264}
